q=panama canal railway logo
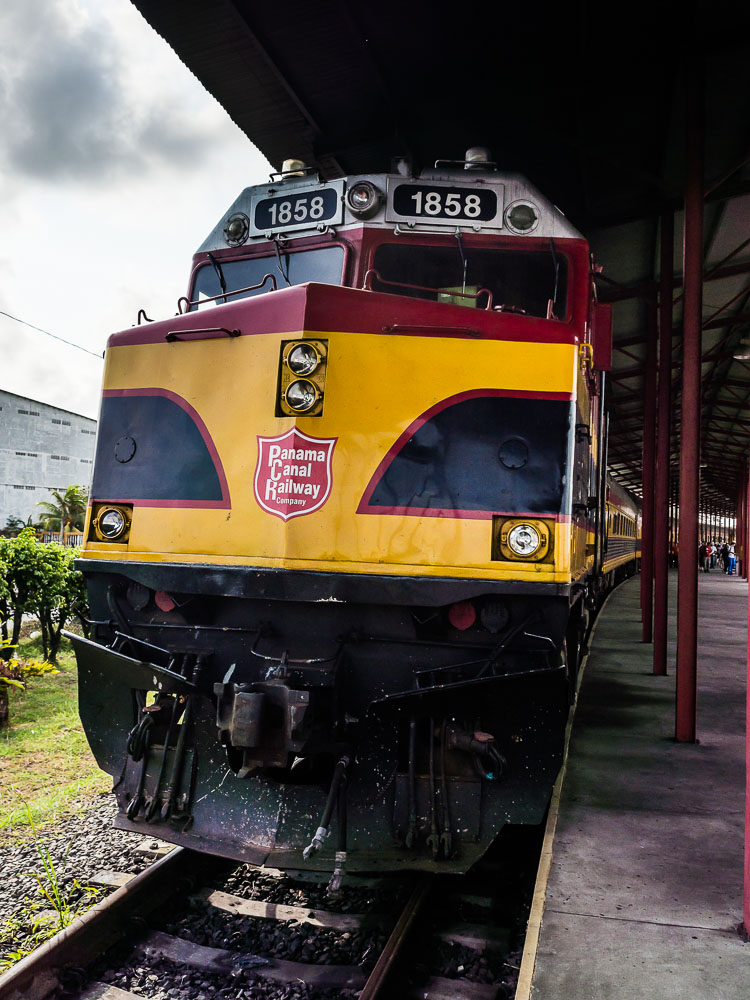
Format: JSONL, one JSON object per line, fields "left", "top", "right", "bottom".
{"left": 254, "top": 428, "right": 337, "bottom": 521}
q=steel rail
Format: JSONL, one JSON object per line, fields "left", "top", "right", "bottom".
{"left": 358, "top": 874, "right": 433, "bottom": 1000}
{"left": 0, "top": 847, "right": 212, "bottom": 1000}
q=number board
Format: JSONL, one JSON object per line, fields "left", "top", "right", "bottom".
{"left": 250, "top": 180, "right": 345, "bottom": 236}
{"left": 386, "top": 180, "right": 503, "bottom": 228}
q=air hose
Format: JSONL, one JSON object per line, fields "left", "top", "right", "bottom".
{"left": 303, "top": 754, "right": 350, "bottom": 860}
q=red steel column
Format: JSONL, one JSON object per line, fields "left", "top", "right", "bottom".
{"left": 745, "top": 466, "right": 750, "bottom": 933}
{"left": 654, "top": 212, "right": 673, "bottom": 674}
{"left": 641, "top": 297, "right": 658, "bottom": 641}
{"left": 738, "top": 474, "right": 745, "bottom": 577}
{"left": 675, "top": 55, "right": 703, "bottom": 743}
{"left": 742, "top": 469, "right": 749, "bottom": 578}
{"left": 739, "top": 483, "right": 743, "bottom": 569}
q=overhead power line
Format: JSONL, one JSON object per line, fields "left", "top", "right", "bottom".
{"left": 0, "top": 309, "right": 103, "bottom": 359}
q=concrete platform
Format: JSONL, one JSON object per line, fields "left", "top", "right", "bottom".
{"left": 520, "top": 571, "right": 749, "bottom": 999}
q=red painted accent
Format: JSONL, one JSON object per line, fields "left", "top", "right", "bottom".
{"left": 253, "top": 427, "right": 337, "bottom": 521}
{"left": 449, "top": 601, "right": 477, "bottom": 630}
{"left": 356, "top": 505, "right": 572, "bottom": 522}
{"left": 108, "top": 282, "right": 583, "bottom": 351}
{"left": 108, "top": 284, "right": 311, "bottom": 348}
{"left": 155, "top": 591, "right": 176, "bottom": 612}
{"left": 99, "top": 387, "right": 231, "bottom": 509}
{"left": 307, "top": 283, "right": 581, "bottom": 344}
{"left": 357, "top": 388, "right": 571, "bottom": 518}
{"left": 92, "top": 497, "right": 230, "bottom": 510}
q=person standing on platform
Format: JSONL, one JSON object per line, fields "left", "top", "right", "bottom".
{"left": 728, "top": 542, "right": 736, "bottom": 575}
{"left": 699, "top": 541, "right": 707, "bottom": 572}
{"left": 721, "top": 541, "right": 730, "bottom": 573}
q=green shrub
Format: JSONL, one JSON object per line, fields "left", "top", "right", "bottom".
{"left": 0, "top": 529, "right": 89, "bottom": 662}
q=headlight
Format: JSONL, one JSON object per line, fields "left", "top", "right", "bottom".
{"left": 277, "top": 339, "right": 328, "bottom": 417}
{"left": 223, "top": 212, "right": 249, "bottom": 247}
{"left": 284, "top": 379, "right": 318, "bottom": 412}
{"left": 507, "top": 523, "right": 541, "bottom": 556}
{"left": 492, "top": 517, "right": 552, "bottom": 562}
{"left": 505, "top": 200, "right": 539, "bottom": 234}
{"left": 287, "top": 343, "right": 320, "bottom": 375}
{"left": 88, "top": 502, "right": 133, "bottom": 544}
{"left": 346, "top": 181, "right": 381, "bottom": 217}
{"left": 98, "top": 508, "right": 126, "bottom": 540}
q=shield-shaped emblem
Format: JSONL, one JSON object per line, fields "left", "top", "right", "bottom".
{"left": 254, "top": 428, "right": 337, "bottom": 521}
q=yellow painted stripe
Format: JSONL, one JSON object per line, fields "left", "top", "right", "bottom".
{"left": 601, "top": 552, "right": 638, "bottom": 573}
{"left": 79, "top": 547, "right": 575, "bottom": 584}
{"left": 514, "top": 584, "right": 616, "bottom": 1000}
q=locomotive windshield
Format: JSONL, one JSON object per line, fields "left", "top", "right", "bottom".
{"left": 191, "top": 244, "right": 345, "bottom": 308}
{"left": 370, "top": 244, "right": 568, "bottom": 318}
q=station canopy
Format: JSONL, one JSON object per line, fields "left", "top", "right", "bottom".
{"left": 132, "top": 0, "right": 750, "bottom": 515}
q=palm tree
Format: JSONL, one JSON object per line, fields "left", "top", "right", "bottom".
{"left": 3, "top": 515, "right": 34, "bottom": 538}
{"left": 37, "top": 485, "right": 88, "bottom": 535}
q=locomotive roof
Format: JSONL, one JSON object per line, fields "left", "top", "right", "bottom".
{"left": 197, "top": 166, "right": 586, "bottom": 254}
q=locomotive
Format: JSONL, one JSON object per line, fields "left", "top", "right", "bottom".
{"left": 70, "top": 149, "right": 640, "bottom": 877}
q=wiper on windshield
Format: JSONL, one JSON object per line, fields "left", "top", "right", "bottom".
{"left": 455, "top": 230, "right": 468, "bottom": 295}
{"left": 273, "top": 238, "right": 292, "bottom": 286}
{"left": 207, "top": 253, "right": 227, "bottom": 304}
{"left": 549, "top": 238, "right": 560, "bottom": 319}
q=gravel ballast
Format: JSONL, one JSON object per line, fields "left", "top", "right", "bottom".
{"left": 0, "top": 795, "right": 153, "bottom": 943}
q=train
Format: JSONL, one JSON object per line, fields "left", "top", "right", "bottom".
{"left": 70, "top": 148, "right": 641, "bottom": 879}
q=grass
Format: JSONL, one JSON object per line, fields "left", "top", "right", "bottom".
{"left": 0, "top": 804, "right": 102, "bottom": 973}
{"left": 0, "top": 634, "right": 111, "bottom": 835}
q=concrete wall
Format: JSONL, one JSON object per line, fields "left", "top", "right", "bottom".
{"left": 0, "top": 389, "right": 96, "bottom": 525}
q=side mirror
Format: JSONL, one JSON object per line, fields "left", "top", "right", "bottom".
{"left": 592, "top": 303, "right": 613, "bottom": 371}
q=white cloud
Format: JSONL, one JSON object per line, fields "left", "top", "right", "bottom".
{"left": 0, "top": 0, "right": 270, "bottom": 420}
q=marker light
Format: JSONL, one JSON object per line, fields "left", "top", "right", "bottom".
{"left": 347, "top": 181, "right": 381, "bottom": 217}
{"left": 223, "top": 212, "right": 249, "bottom": 247}
{"left": 505, "top": 201, "right": 539, "bottom": 234}
{"left": 98, "top": 508, "right": 127, "bottom": 540}
{"left": 448, "top": 601, "right": 477, "bottom": 630}
{"left": 285, "top": 379, "right": 318, "bottom": 412}
{"left": 507, "top": 523, "right": 541, "bottom": 556}
{"left": 287, "top": 343, "right": 320, "bottom": 375}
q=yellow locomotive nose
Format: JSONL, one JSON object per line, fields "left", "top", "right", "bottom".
{"left": 73, "top": 156, "right": 635, "bottom": 876}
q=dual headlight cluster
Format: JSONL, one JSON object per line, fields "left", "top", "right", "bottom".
{"left": 492, "top": 517, "right": 553, "bottom": 562}
{"left": 278, "top": 339, "right": 328, "bottom": 416}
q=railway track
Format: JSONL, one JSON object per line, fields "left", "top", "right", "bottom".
{"left": 1, "top": 827, "right": 538, "bottom": 1000}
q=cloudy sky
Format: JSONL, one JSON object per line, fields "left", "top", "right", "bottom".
{"left": 0, "top": 0, "right": 270, "bottom": 418}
